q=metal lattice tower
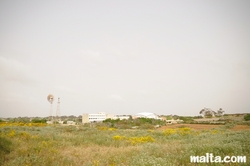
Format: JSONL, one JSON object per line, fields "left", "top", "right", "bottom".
{"left": 47, "top": 94, "right": 54, "bottom": 123}
{"left": 50, "top": 101, "right": 53, "bottom": 121}
{"left": 56, "top": 97, "right": 61, "bottom": 122}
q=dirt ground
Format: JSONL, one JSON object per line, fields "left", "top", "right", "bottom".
{"left": 231, "top": 125, "right": 250, "bottom": 131}
{"left": 158, "top": 124, "right": 250, "bottom": 131}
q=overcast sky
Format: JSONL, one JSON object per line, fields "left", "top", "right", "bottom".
{"left": 0, "top": 0, "right": 250, "bottom": 118}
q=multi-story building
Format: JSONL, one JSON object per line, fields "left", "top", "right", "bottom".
{"left": 82, "top": 112, "right": 107, "bottom": 123}
{"left": 82, "top": 112, "right": 131, "bottom": 123}
{"left": 82, "top": 112, "right": 161, "bottom": 123}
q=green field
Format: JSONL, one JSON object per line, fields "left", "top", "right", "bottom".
{"left": 0, "top": 123, "right": 249, "bottom": 166}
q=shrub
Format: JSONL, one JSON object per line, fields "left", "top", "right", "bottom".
{"left": 224, "top": 123, "right": 235, "bottom": 129}
{"left": 115, "top": 123, "right": 132, "bottom": 129}
{"left": 162, "top": 127, "right": 193, "bottom": 136}
{"left": 177, "top": 127, "right": 191, "bottom": 135}
{"left": 103, "top": 118, "right": 120, "bottom": 124}
{"left": 113, "top": 135, "right": 155, "bottom": 145}
{"left": 0, "top": 136, "right": 12, "bottom": 164}
{"left": 244, "top": 114, "right": 250, "bottom": 121}
{"left": 31, "top": 118, "right": 47, "bottom": 123}
{"left": 178, "top": 116, "right": 194, "bottom": 123}
{"left": 113, "top": 135, "right": 126, "bottom": 140}
{"left": 163, "top": 129, "right": 176, "bottom": 136}
{"left": 139, "top": 124, "right": 154, "bottom": 129}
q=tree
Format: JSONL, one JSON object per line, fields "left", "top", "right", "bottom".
{"left": 199, "top": 108, "right": 215, "bottom": 118}
{"left": 217, "top": 108, "right": 225, "bottom": 116}
{"left": 200, "top": 108, "right": 206, "bottom": 117}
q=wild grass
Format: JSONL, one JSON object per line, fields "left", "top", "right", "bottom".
{"left": 0, "top": 122, "right": 249, "bottom": 165}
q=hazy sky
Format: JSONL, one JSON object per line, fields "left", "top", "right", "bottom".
{"left": 0, "top": 0, "right": 250, "bottom": 118}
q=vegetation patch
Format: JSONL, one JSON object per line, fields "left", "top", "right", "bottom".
{"left": 0, "top": 122, "right": 249, "bottom": 165}
{"left": 244, "top": 114, "right": 250, "bottom": 121}
{"left": 113, "top": 135, "right": 155, "bottom": 145}
{"left": 0, "top": 136, "right": 12, "bottom": 165}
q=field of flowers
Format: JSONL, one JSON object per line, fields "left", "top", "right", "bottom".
{"left": 0, "top": 122, "right": 250, "bottom": 166}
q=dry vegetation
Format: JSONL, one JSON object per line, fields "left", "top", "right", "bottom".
{"left": 158, "top": 124, "right": 250, "bottom": 131}
{"left": 0, "top": 122, "right": 250, "bottom": 166}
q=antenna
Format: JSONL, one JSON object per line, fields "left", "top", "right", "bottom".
{"left": 56, "top": 97, "right": 61, "bottom": 122}
{"left": 47, "top": 94, "right": 54, "bottom": 122}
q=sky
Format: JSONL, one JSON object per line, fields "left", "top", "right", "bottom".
{"left": 0, "top": 0, "right": 250, "bottom": 118}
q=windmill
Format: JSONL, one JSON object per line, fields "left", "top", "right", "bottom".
{"left": 47, "top": 94, "right": 54, "bottom": 122}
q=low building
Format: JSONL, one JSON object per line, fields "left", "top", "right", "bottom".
{"left": 67, "top": 121, "right": 76, "bottom": 125}
{"left": 166, "top": 119, "right": 183, "bottom": 124}
{"left": 133, "top": 112, "right": 161, "bottom": 119}
{"left": 46, "top": 121, "right": 53, "bottom": 124}
{"left": 113, "top": 115, "right": 130, "bottom": 120}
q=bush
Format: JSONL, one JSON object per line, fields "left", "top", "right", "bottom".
{"left": 0, "top": 136, "right": 11, "bottom": 153}
{"left": 0, "top": 136, "right": 12, "bottom": 164}
{"left": 115, "top": 124, "right": 132, "bottom": 129}
{"left": 31, "top": 118, "right": 47, "bottom": 123}
{"left": 244, "top": 114, "right": 250, "bottom": 121}
{"left": 179, "top": 116, "right": 194, "bottom": 123}
{"left": 139, "top": 124, "right": 154, "bottom": 129}
{"left": 224, "top": 123, "right": 235, "bottom": 129}
{"left": 103, "top": 118, "right": 120, "bottom": 124}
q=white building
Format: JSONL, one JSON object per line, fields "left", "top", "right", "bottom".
{"left": 106, "top": 114, "right": 114, "bottom": 119}
{"left": 82, "top": 112, "right": 107, "bottom": 123}
{"left": 113, "top": 115, "right": 130, "bottom": 120}
{"left": 67, "top": 121, "right": 76, "bottom": 125}
{"left": 166, "top": 119, "right": 183, "bottom": 124}
{"left": 82, "top": 112, "right": 132, "bottom": 123}
{"left": 133, "top": 112, "right": 160, "bottom": 119}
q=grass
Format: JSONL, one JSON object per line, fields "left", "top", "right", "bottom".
{"left": 0, "top": 122, "right": 250, "bottom": 165}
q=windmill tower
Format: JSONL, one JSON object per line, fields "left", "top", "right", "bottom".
{"left": 56, "top": 97, "right": 61, "bottom": 122}
{"left": 47, "top": 94, "right": 54, "bottom": 122}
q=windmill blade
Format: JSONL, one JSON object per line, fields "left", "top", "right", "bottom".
{"left": 47, "top": 94, "right": 54, "bottom": 104}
